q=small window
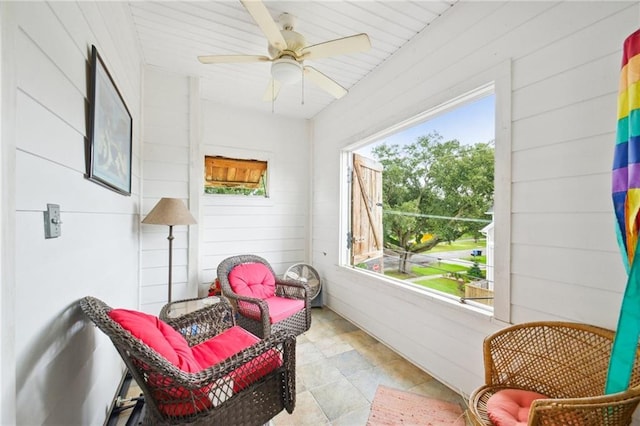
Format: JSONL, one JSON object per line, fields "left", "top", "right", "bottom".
{"left": 204, "top": 156, "right": 268, "bottom": 196}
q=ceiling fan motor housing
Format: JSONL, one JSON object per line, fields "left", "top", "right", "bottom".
{"left": 268, "top": 29, "right": 306, "bottom": 59}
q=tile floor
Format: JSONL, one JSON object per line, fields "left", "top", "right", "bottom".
{"left": 117, "top": 307, "right": 469, "bottom": 425}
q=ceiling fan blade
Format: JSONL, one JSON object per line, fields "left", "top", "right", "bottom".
{"left": 302, "top": 33, "right": 371, "bottom": 61}
{"left": 198, "top": 55, "right": 271, "bottom": 64}
{"left": 240, "top": 0, "right": 287, "bottom": 52}
{"left": 263, "top": 78, "right": 282, "bottom": 101}
{"left": 304, "top": 66, "right": 347, "bottom": 99}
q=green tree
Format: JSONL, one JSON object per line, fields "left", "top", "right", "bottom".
{"left": 383, "top": 200, "right": 439, "bottom": 273}
{"left": 371, "top": 132, "right": 494, "bottom": 273}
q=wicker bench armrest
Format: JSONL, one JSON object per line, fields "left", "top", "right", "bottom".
{"left": 275, "top": 278, "right": 309, "bottom": 300}
{"left": 529, "top": 388, "right": 640, "bottom": 425}
{"left": 224, "top": 293, "right": 269, "bottom": 316}
{"left": 163, "top": 299, "right": 236, "bottom": 346}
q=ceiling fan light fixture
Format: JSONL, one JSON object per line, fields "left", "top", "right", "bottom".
{"left": 271, "top": 57, "right": 302, "bottom": 84}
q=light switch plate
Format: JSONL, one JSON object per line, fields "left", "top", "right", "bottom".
{"left": 44, "top": 204, "right": 61, "bottom": 238}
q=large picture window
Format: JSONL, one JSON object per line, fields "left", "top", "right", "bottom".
{"left": 346, "top": 85, "right": 498, "bottom": 311}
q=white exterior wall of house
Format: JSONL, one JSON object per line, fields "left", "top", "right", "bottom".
{"left": 2, "top": 2, "right": 143, "bottom": 425}
{"left": 312, "top": 0, "right": 638, "bottom": 398}
{"left": 481, "top": 221, "right": 495, "bottom": 288}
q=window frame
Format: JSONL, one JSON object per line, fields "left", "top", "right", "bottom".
{"left": 339, "top": 60, "right": 511, "bottom": 323}
{"left": 201, "top": 147, "right": 274, "bottom": 206}
{"left": 204, "top": 155, "right": 268, "bottom": 196}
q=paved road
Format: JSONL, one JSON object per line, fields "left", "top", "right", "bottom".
{"left": 382, "top": 248, "right": 481, "bottom": 270}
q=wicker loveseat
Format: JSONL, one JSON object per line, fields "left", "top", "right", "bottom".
{"left": 217, "top": 254, "right": 311, "bottom": 339}
{"left": 468, "top": 321, "right": 640, "bottom": 425}
{"left": 80, "top": 296, "right": 296, "bottom": 425}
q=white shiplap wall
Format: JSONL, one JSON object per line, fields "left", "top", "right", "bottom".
{"left": 199, "top": 101, "right": 310, "bottom": 289}
{"left": 4, "top": 2, "right": 142, "bottom": 425}
{"left": 140, "top": 66, "right": 195, "bottom": 314}
{"left": 141, "top": 71, "right": 311, "bottom": 305}
{"left": 312, "top": 0, "right": 639, "bottom": 398}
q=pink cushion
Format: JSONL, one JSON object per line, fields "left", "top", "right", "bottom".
{"left": 238, "top": 296, "right": 304, "bottom": 324}
{"left": 265, "top": 296, "right": 305, "bottom": 322}
{"left": 228, "top": 263, "right": 276, "bottom": 299}
{"left": 192, "top": 326, "right": 261, "bottom": 366}
{"left": 487, "top": 389, "right": 548, "bottom": 426}
{"left": 109, "top": 309, "right": 200, "bottom": 372}
{"left": 193, "top": 326, "right": 281, "bottom": 392}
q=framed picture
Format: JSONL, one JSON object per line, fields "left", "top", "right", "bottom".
{"left": 87, "top": 45, "right": 132, "bottom": 195}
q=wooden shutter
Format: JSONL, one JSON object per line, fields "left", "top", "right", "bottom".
{"left": 204, "top": 156, "right": 267, "bottom": 189}
{"left": 352, "top": 153, "right": 383, "bottom": 267}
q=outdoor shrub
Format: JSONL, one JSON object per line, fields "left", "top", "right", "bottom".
{"left": 467, "top": 262, "right": 483, "bottom": 279}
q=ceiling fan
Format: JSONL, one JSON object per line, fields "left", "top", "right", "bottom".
{"left": 198, "top": 0, "right": 371, "bottom": 101}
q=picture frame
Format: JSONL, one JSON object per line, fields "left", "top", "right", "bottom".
{"left": 87, "top": 45, "right": 132, "bottom": 195}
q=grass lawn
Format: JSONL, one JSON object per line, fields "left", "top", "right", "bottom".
{"left": 429, "top": 239, "right": 486, "bottom": 253}
{"left": 385, "top": 270, "right": 412, "bottom": 280}
{"left": 414, "top": 277, "right": 464, "bottom": 296}
{"left": 461, "top": 255, "right": 487, "bottom": 264}
{"left": 412, "top": 263, "right": 467, "bottom": 276}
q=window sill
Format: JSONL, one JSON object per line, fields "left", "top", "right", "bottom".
{"left": 201, "top": 193, "right": 274, "bottom": 207}
{"left": 338, "top": 264, "right": 495, "bottom": 321}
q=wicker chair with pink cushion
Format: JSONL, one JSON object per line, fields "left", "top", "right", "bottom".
{"left": 80, "top": 296, "right": 296, "bottom": 426}
{"left": 468, "top": 321, "right": 640, "bottom": 426}
{"left": 217, "top": 254, "right": 311, "bottom": 339}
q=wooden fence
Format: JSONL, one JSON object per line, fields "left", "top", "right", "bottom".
{"left": 465, "top": 283, "right": 494, "bottom": 307}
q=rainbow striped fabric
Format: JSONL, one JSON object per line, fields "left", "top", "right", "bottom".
{"left": 608, "top": 28, "right": 640, "bottom": 394}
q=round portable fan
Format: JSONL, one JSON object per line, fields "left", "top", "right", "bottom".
{"left": 285, "top": 263, "right": 322, "bottom": 307}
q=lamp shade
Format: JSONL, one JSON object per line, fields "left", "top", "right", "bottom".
{"left": 142, "top": 198, "right": 196, "bottom": 226}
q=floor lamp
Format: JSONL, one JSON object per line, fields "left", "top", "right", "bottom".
{"left": 142, "top": 198, "right": 196, "bottom": 306}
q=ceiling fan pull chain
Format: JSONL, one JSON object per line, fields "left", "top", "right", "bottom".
{"left": 301, "top": 70, "right": 305, "bottom": 105}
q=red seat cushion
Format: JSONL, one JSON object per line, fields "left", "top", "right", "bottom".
{"left": 229, "top": 263, "right": 276, "bottom": 298}
{"left": 487, "top": 389, "right": 548, "bottom": 426}
{"left": 265, "top": 296, "right": 305, "bottom": 323}
{"left": 109, "top": 308, "right": 283, "bottom": 417}
{"left": 192, "top": 326, "right": 261, "bottom": 366}
{"left": 109, "top": 309, "right": 200, "bottom": 372}
{"left": 193, "top": 326, "right": 282, "bottom": 392}
{"left": 237, "top": 296, "right": 304, "bottom": 324}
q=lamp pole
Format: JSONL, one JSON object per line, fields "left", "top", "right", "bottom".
{"left": 167, "top": 224, "right": 174, "bottom": 305}
{"left": 142, "top": 197, "right": 196, "bottom": 308}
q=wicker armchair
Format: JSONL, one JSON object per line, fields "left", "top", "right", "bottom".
{"left": 217, "top": 254, "right": 311, "bottom": 339}
{"left": 468, "top": 321, "right": 640, "bottom": 425}
{"left": 80, "top": 296, "right": 296, "bottom": 426}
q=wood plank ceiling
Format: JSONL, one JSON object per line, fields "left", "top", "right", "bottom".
{"left": 128, "top": 1, "right": 456, "bottom": 119}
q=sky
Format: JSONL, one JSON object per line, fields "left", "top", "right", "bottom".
{"left": 357, "top": 94, "right": 495, "bottom": 156}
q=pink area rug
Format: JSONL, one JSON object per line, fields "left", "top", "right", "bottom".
{"left": 367, "top": 385, "right": 466, "bottom": 426}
